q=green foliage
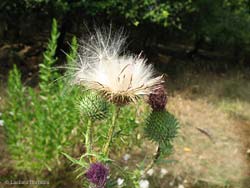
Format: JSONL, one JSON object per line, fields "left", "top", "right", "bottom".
{"left": 113, "top": 0, "right": 171, "bottom": 27}
{"left": 4, "top": 65, "right": 26, "bottom": 147}
{"left": 78, "top": 92, "right": 109, "bottom": 121}
{"left": 0, "top": 0, "right": 173, "bottom": 27}
{"left": 145, "top": 110, "right": 179, "bottom": 154}
{"left": 3, "top": 19, "right": 82, "bottom": 174}
{"left": 39, "top": 18, "right": 60, "bottom": 94}
{"left": 6, "top": 65, "right": 25, "bottom": 111}
{"left": 180, "top": 0, "right": 250, "bottom": 46}
{"left": 64, "top": 36, "right": 79, "bottom": 87}
{"left": 113, "top": 104, "right": 145, "bottom": 148}
{"left": 66, "top": 36, "right": 78, "bottom": 66}
{"left": 94, "top": 103, "right": 142, "bottom": 152}
{"left": 3, "top": 0, "right": 250, "bottom": 56}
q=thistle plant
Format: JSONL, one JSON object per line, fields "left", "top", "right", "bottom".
{"left": 64, "top": 27, "right": 179, "bottom": 187}
{"left": 144, "top": 85, "right": 179, "bottom": 172}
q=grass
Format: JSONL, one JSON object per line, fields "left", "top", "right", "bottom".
{"left": 163, "top": 70, "right": 250, "bottom": 188}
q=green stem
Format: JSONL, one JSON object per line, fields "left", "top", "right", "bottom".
{"left": 85, "top": 119, "right": 93, "bottom": 155}
{"left": 102, "top": 106, "right": 120, "bottom": 155}
{"left": 144, "top": 145, "right": 161, "bottom": 173}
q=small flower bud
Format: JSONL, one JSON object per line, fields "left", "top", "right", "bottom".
{"left": 148, "top": 85, "right": 167, "bottom": 111}
{"left": 78, "top": 92, "right": 108, "bottom": 121}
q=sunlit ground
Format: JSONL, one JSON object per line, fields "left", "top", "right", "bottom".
{"left": 148, "top": 71, "right": 250, "bottom": 187}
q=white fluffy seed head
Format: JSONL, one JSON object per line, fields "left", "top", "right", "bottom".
{"left": 73, "top": 27, "right": 164, "bottom": 105}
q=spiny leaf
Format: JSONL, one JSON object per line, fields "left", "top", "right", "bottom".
{"left": 62, "top": 152, "right": 87, "bottom": 167}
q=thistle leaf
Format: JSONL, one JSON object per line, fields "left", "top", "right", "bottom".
{"left": 62, "top": 152, "right": 87, "bottom": 167}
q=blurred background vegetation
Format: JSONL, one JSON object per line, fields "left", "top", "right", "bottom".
{"left": 1, "top": 0, "right": 250, "bottom": 70}
{"left": 0, "top": 0, "right": 250, "bottom": 188}
{"left": 2, "top": 0, "right": 250, "bottom": 73}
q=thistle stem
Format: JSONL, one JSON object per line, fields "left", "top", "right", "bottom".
{"left": 103, "top": 106, "right": 121, "bottom": 155}
{"left": 144, "top": 145, "right": 161, "bottom": 173}
{"left": 85, "top": 119, "right": 93, "bottom": 155}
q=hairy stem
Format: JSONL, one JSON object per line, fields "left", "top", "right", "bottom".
{"left": 102, "top": 106, "right": 121, "bottom": 155}
{"left": 85, "top": 119, "right": 93, "bottom": 156}
{"left": 144, "top": 145, "right": 161, "bottom": 173}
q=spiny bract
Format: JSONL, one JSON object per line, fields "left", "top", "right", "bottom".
{"left": 145, "top": 111, "right": 179, "bottom": 145}
{"left": 72, "top": 27, "right": 163, "bottom": 105}
{"left": 78, "top": 92, "right": 108, "bottom": 120}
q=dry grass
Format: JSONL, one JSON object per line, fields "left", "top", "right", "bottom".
{"left": 169, "top": 97, "right": 249, "bottom": 186}
{"left": 161, "top": 70, "right": 250, "bottom": 188}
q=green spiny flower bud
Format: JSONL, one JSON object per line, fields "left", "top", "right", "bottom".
{"left": 145, "top": 110, "right": 179, "bottom": 146}
{"left": 78, "top": 92, "right": 109, "bottom": 121}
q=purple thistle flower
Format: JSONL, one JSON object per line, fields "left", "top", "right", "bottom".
{"left": 148, "top": 85, "right": 167, "bottom": 111}
{"left": 85, "top": 162, "right": 109, "bottom": 188}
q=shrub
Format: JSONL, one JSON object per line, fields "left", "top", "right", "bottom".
{"left": 3, "top": 19, "right": 81, "bottom": 174}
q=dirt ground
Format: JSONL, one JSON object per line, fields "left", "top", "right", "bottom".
{"left": 164, "top": 72, "right": 250, "bottom": 188}
{"left": 168, "top": 96, "right": 250, "bottom": 187}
